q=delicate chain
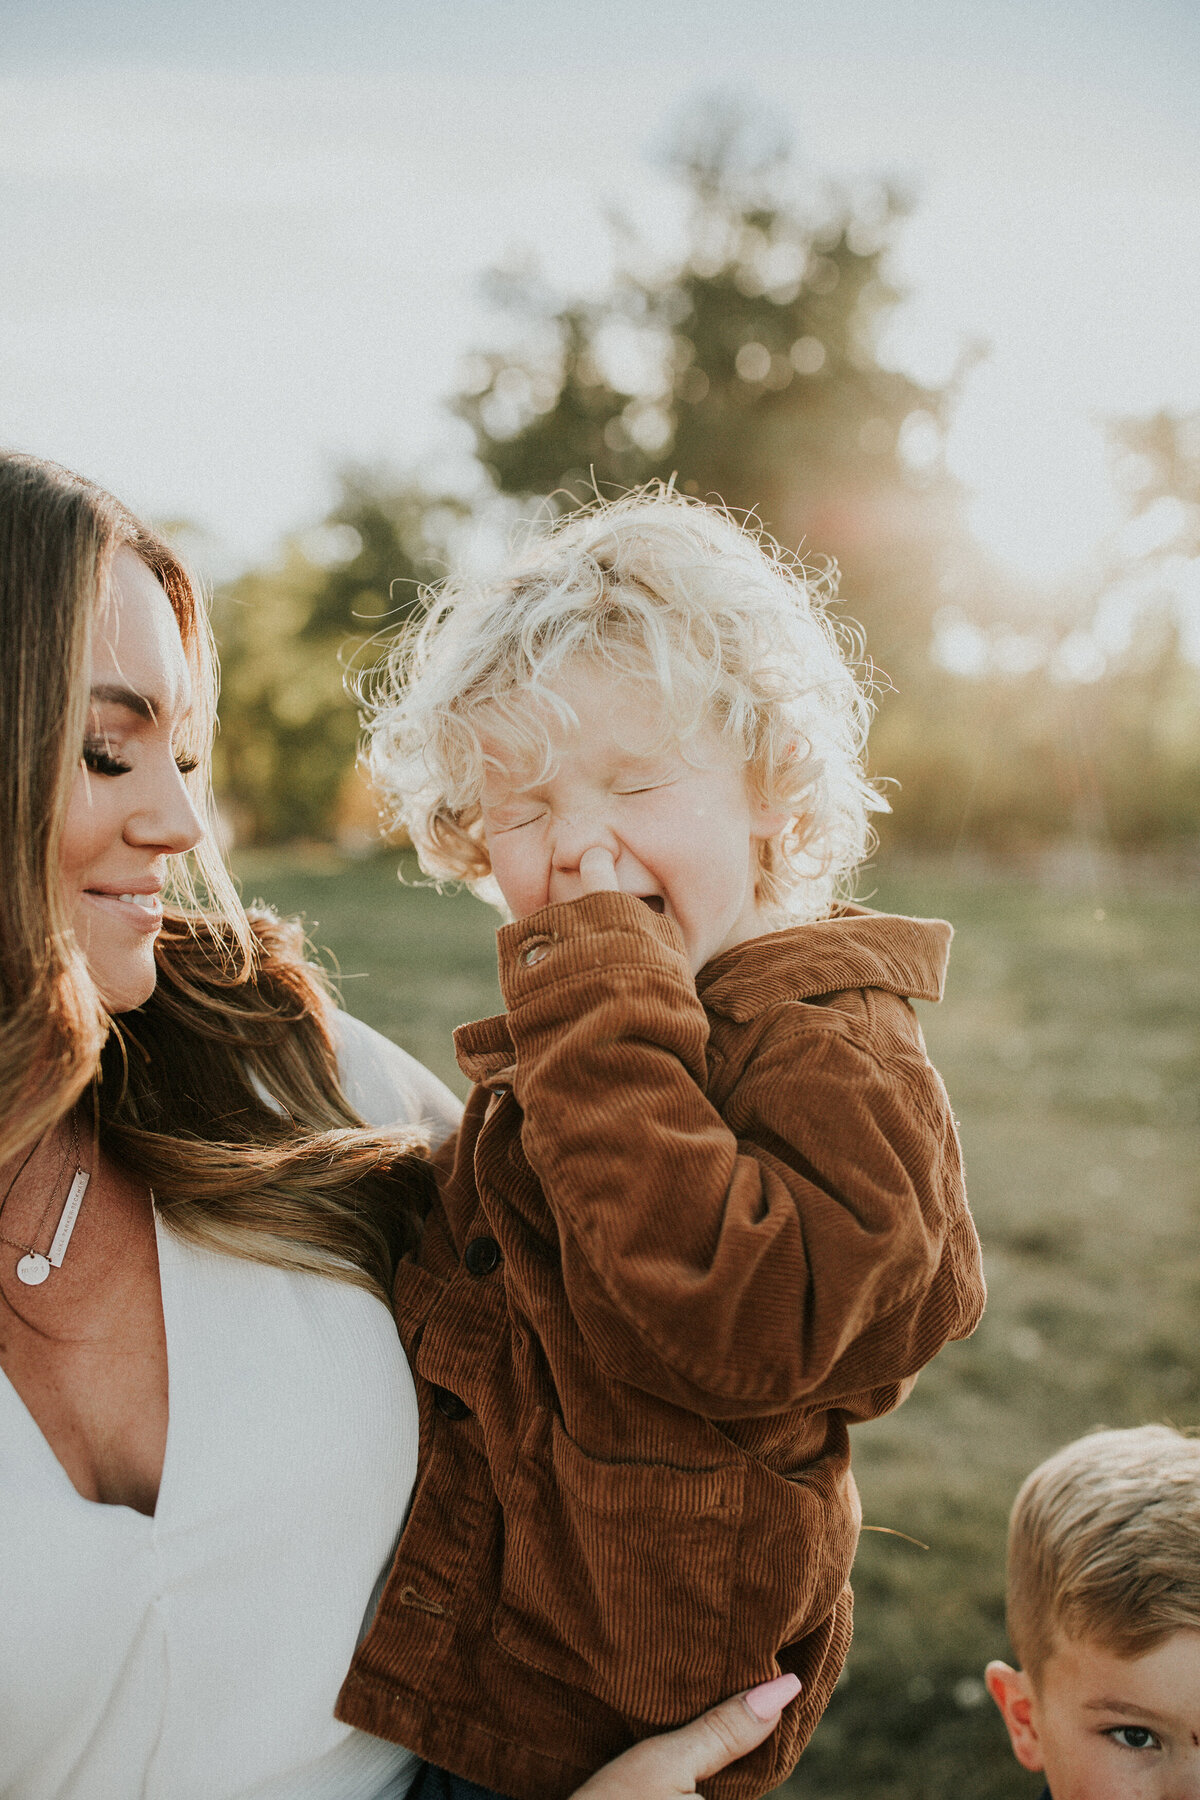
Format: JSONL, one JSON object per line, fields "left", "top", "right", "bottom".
{"left": 0, "top": 1115, "right": 81, "bottom": 1261}
{"left": 0, "top": 1136, "right": 42, "bottom": 1216}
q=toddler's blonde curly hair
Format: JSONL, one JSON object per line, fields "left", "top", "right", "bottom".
{"left": 365, "top": 488, "right": 886, "bottom": 922}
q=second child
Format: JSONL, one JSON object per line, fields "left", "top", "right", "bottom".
{"left": 338, "top": 491, "right": 986, "bottom": 1798}
{"left": 988, "top": 1425, "right": 1200, "bottom": 1800}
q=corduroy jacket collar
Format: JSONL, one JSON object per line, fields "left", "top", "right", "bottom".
{"left": 455, "top": 905, "right": 952, "bottom": 1085}
{"left": 698, "top": 905, "right": 952, "bottom": 1017}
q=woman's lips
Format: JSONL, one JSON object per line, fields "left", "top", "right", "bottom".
{"left": 81, "top": 890, "right": 164, "bottom": 932}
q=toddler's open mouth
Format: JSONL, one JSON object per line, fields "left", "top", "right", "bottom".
{"left": 638, "top": 895, "right": 666, "bottom": 914}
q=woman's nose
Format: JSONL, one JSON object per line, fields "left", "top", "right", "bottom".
{"left": 127, "top": 762, "right": 206, "bottom": 856}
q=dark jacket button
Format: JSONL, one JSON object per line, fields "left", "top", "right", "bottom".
{"left": 464, "top": 1236, "right": 502, "bottom": 1277}
{"left": 432, "top": 1386, "right": 471, "bottom": 1420}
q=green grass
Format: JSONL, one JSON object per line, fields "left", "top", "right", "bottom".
{"left": 234, "top": 847, "right": 1200, "bottom": 1800}
{"left": 235, "top": 847, "right": 503, "bottom": 1096}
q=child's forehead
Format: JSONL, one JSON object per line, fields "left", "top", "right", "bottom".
{"left": 1041, "top": 1626, "right": 1200, "bottom": 1703}
{"left": 479, "top": 721, "right": 688, "bottom": 791}
{"left": 475, "top": 662, "right": 708, "bottom": 771}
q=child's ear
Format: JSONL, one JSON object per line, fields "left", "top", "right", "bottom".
{"left": 747, "top": 786, "right": 790, "bottom": 841}
{"left": 985, "top": 1660, "right": 1045, "bottom": 1773}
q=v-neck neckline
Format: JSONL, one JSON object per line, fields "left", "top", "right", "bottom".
{"left": 0, "top": 1209, "right": 175, "bottom": 1522}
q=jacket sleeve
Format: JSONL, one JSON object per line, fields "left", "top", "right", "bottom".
{"left": 499, "top": 891, "right": 980, "bottom": 1419}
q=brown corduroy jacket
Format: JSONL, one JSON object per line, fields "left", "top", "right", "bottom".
{"left": 337, "top": 894, "right": 985, "bottom": 1799}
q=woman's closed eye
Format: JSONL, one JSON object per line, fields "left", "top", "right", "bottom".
{"left": 1105, "top": 1725, "right": 1161, "bottom": 1751}
{"left": 83, "top": 741, "right": 200, "bottom": 778}
{"left": 83, "top": 742, "right": 133, "bottom": 776}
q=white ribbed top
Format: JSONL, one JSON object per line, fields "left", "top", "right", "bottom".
{"left": 0, "top": 1015, "right": 462, "bottom": 1800}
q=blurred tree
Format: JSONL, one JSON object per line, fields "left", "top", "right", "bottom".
{"left": 1089, "top": 409, "right": 1200, "bottom": 845}
{"left": 866, "top": 633, "right": 1200, "bottom": 855}
{"left": 455, "top": 97, "right": 970, "bottom": 688}
{"left": 876, "top": 409, "right": 1200, "bottom": 855}
{"left": 205, "top": 120, "right": 1200, "bottom": 854}
{"left": 455, "top": 132, "right": 1200, "bottom": 855}
{"left": 211, "top": 467, "right": 459, "bottom": 844}
{"left": 1111, "top": 408, "right": 1200, "bottom": 532}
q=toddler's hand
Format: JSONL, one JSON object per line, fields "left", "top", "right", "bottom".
{"left": 579, "top": 847, "right": 619, "bottom": 894}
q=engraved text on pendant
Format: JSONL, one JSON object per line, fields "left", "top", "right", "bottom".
{"left": 16, "top": 1253, "right": 50, "bottom": 1286}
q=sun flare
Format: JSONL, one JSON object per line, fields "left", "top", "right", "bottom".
{"left": 947, "top": 366, "right": 1120, "bottom": 585}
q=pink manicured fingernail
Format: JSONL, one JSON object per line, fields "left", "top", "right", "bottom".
{"left": 743, "top": 1673, "right": 802, "bottom": 1720}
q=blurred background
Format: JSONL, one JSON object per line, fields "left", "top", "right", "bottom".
{"left": 4, "top": 3, "right": 1198, "bottom": 1794}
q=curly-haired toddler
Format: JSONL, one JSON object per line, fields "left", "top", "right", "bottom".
{"left": 337, "top": 490, "right": 986, "bottom": 1800}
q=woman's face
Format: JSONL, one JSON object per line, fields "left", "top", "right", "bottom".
{"left": 60, "top": 547, "right": 204, "bottom": 1013}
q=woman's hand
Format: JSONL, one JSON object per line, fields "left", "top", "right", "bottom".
{"left": 569, "top": 1674, "right": 801, "bottom": 1800}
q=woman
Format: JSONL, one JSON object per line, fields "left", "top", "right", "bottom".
{"left": 0, "top": 451, "right": 794, "bottom": 1799}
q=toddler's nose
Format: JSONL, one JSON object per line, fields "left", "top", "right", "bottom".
{"left": 550, "top": 810, "right": 619, "bottom": 874}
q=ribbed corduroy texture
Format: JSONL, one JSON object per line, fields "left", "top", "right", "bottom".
{"left": 338, "top": 897, "right": 985, "bottom": 1800}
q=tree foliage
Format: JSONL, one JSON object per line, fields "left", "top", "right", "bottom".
{"left": 455, "top": 100, "right": 964, "bottom": 682}
{"left": 210, "top": 468, "right": 458, "bottom": 843}
{"left": 207, "top": 109, "right": 1200, "bottom": 853}
{"left": 874, "top": 408, "right": 1200, "bottom": 854}
{"left": 1112, "top": 408, "right": 1200, "bottom": 528}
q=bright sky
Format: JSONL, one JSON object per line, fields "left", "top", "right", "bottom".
{"left": 2, "top": 0, "right": 1197, "bottom": 585}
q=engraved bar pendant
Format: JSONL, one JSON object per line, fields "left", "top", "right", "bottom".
{"left": 47, "top": 1168, "right": 89, "bottom": 1269}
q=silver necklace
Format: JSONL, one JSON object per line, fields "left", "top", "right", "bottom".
{"left": 0, "top": 1115, "right": 91, "bottom": 1287}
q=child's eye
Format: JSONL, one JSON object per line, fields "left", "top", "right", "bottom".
{"left": 1106, "top": 1725, "right": 1161, "bottom": 1751}
{"left": 82, "top": 743, "right": 132, "bottom": 777}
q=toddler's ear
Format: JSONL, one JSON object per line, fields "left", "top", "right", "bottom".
{"left": 747, "top": 785, "right": 790, "bottom": 841}
{"left": 985, "top": 1660, "right": 1045, "bottom": 1773}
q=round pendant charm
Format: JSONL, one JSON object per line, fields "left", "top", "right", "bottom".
{"left": 16, "top": 1253, "right": 50, "bottom": 1286}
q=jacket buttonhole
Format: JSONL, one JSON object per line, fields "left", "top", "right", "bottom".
{"left": 397, "top": 1585, "right": 446, "bottom": 1615}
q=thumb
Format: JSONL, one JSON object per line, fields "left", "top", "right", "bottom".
{"left": 569, "top": 1675, "right": 801, "bottom": 1800}
{"left": 578, "top": 846, "right": 619, "bottom": 893}
{"left": 684, "top": 1675, "right": 803, "bottom": 1783}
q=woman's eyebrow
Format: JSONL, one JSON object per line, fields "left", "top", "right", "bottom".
{"left": 89, "top": 683, "right": 157, "bottom": 721}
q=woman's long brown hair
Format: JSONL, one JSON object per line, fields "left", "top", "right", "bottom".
{"left": 0, "top": 451, "right": 431, "bottom": 1299}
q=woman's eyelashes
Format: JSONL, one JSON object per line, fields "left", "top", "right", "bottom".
{"left": 82, "top": 740, "right": 199, "bottom": 778}
{"left": 83, "top": 742, "right": 132, "bottom": 776}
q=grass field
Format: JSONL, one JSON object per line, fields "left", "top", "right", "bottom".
{"left": 235, "top": 847, "right": 1200, "bottom": 1800}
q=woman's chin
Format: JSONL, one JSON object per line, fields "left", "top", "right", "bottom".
{"left": 92, "top": 950, "right": 159, "bottom": 1014}
{"left": 75, "top": 903, "right": 162, "bottom": 1013}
